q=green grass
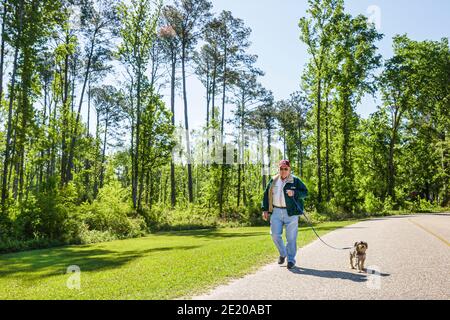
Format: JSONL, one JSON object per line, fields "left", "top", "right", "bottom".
{"left": 0, "top": 220, "right": 357, "bottom": 300}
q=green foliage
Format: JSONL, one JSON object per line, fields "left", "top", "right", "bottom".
{"left": 383, "top": 196, "right": 395, "bottom": 213}
{"left": 0, "top": 238, "right": 63, "bottom": 254}
{"left": 3, "top": 181, "right": 147, "bottom": 252}
{"left": 79, "top": 181, "right": 147, "bottom": 238}
{"left": 0, "top": 0, "right": 448, "bottom": 254}
{"left": 142, "top": 204, "right": 219, "bottom": 231}
{"left": 364, "top": 193, "right": 384, "bottom": 215}
{"left": 141, "top": 200, "right": 265, "bottom": 232}
{"left": 12, "top": 183, "right": 79, "bottom": 242}
{"left": 298, "top": 0, "right": 448, "bottom": 217}
{"left": 403, "top": 198, "right": 439, "bottom": 213}
{"left": 76, "top": 223, "right": 118, "bottom": 245}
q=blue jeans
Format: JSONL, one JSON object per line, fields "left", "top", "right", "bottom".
{"left": 270, "top": 207, "right": 299, "bottom": 264}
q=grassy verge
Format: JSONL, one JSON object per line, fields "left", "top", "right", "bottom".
{"left": 0, "top": 220, "right": 356, "bottom": 300}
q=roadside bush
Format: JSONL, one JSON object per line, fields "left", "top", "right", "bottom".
{"left": 364, "top": 193, "right": 384, "bottom": 215}
{"left": 13, "top": 183, "right": 79, "bottom": 242}
{"left": 383, "top": 196, "right": 395, "bottom": 213}
{"left": 318, "top": 199, "right": 352, "bottom": 220}
{"left": 79, "top": 181, "right": 146, "bottom": 238}
{"left": 404, "top": 197, "right": 438, "bottom": 213}
{"left": 143, "top": 204, "right": 218, "bottom": 231}
{"left": 76, "top": 222, "right": 118, "bottom": 244}
{"left": 2, "top": 181, "right": 147, "bottom": 253}
{"left": 0, "top": 238, "right": 63, "bottom": 254}
{"left": 239, "top": 203, "right": 265, "bottom": 226}
{"left": 306, "top": 210, "right": 331, "bottom": 223}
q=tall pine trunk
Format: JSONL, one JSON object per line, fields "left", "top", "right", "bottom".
{"left": 1, "top": 0, "right": 23, "bottom": 208}
{"left": 170, "top": 55, "right": 176, "bottom": 208}
{"left": 325, "top": 90, "right": 331, "bottom": 201}
{"left": 134, "top": 66, "right": 142, "bottom": 210}
{"left": 316, "top": 76, "right": 322, "bottom": 203}
{"left": 218, "top": 44, "right": 227, "bottom": 214}
{"left": 65, "top": 29, "right": 97, "bottom": 184}
{"left": 181, "top": 42, "right": 193, "bottom": 203}
{"left": 99, "top": 118, "right": 108, "bottom": 189}
{"left": 60, "top": 32, "right": 70, "bottom": 185}
{"left": 0, "top": 0, "right": 7, "bottom": 103}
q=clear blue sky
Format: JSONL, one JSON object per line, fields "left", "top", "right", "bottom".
{"left": 165, "top": 0, "right": 450, "bottom": 134}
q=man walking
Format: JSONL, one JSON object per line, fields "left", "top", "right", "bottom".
{"left": 262, "top": 160, "right": 308, "bottom": 269}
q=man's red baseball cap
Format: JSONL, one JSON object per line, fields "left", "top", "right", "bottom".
{"left": 279, "top": 160, "right": 290, "bottom": 168}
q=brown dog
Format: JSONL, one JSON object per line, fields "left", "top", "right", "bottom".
{"left": 350, "top": 241, "right": 368, "bottom": 273}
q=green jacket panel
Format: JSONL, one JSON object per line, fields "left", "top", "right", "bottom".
{"left": 261, "top": 174, "right": 308, "bottom": 216}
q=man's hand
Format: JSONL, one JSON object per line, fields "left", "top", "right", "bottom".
{"left": 286, "top": 190, "right": 294, "bottom": 197}
{"left": 262, "top": 211, "right": 270, "bottom": 221}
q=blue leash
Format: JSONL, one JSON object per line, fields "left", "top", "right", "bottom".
{"left": 292, "top": 197, "right": 353, "bottom": 251}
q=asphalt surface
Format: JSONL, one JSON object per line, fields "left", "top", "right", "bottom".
{"left": 192, "top": 214, "right": 450, "bottom": 300}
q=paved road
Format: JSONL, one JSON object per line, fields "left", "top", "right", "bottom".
{"left": 192, "top": 214, "right": 450, "bottom": 300}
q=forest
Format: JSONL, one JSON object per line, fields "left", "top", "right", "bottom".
{"left": 0, "top": 0, "right": 448, "bottom": 252}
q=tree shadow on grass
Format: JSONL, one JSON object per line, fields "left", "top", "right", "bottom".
{"left": 158, "top": 229, "right": 269, "bottom": 239}
{"left": 0, "top": 245, "right": 200, "bottom": 280}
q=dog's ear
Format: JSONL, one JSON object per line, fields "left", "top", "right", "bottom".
{"left": 364, "top": 242, "right": 368, "bottom": 249}
{"left": 354, "top": 242, "right": 358, "bottom": 247}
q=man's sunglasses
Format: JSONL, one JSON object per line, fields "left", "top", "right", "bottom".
{"left": 279, "top": 167, "right": 289, "bottom": 171}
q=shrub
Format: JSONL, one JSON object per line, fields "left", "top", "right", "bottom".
{"left": 0, "top": 238, "right": 63, "bottom": 254}
{"left": 318, "top": 199, "right": 352, "bottom": 220}
{"left": 383, "top": 196, "right": 395, "bottom": 213}
{"left": 76, "top": 222, "right": 118, "bottom": 244}
{"left": 239, "top": 203, "right": 265, "bottom": 226}
{"left": 2, "top": 181, "right": 148, "bottom": 253}
{"left": 13, "top": 183, "right": 79, "bottom": 242}
{"left": 142, "top": 204, "right": 218, "bottom": 231}
{"left": 405, "top": 197, "right": 438, "bottom": 213}
{"left": 307, "top": 210, "right": 331, "bottom": 223}
{"left": 364, "top": 193, "right": 384, "bottom": 215}
{"left": 79, "top": 181, "right": 147, "bottom": 238}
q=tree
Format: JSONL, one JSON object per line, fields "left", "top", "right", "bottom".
{"left": 91, "top": 85, "right": 125, "bottom": 195}
{"left": 392, "top": 36, "right": 450, "bottom": 204}
{"left": 0, "top": 0, "right": 8, "bottom": 104}
{"left": 1, "top": 0, "right": 24, "bottom": 208}
{"left": 138, "top": 89, "right": 175, "bottom": 208}
{"left": 193, "top": 43, "right": 220, "bottom": 159}
{"left": 1, "top": 0, "right": 62, "bottom": 207}
{"left": 159, "top": 19, "right": 180, "bottom": 208}
{"left": 63, "top": 0, "right": 118, "bottom": 184}
{"left": 117, "top": 0, "right": 162, "bottom": 209}
{"left": 275, "top": 91, "right": 309, "bottom": 178}
{"left": 214, "top": 11, "right": 251, "bottom": 139}
{"left": 212, "top": 11, "right": 254, "bottom": 214}
{"left": 163, "top": 0, "right": 212, "bottom": 203}
{"left": 229, "top": 67, "right": 264, "bottom": 207}
{"left": 248, "top": 89, "right": 275, "bottom": 189}
{"left": 331, "top": 12, "right": 382, "bottom": 212}
{"left": 299, "top": 0, "right": 343, "bottom": 204}
{"left": 379, "top": 42, "right": 413, "bottom": 201}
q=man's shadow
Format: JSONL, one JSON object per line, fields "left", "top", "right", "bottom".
{"left": 287, "top": 266, "right": 390, "bottom": 283}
